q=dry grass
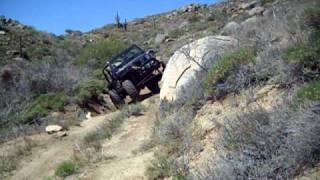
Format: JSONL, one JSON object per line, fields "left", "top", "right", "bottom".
{"left": 194, "top": 103, "right": 320, "bottom": 179}
{"left": 0, "top": 137, "right": 37, "bottom": 179}
{"left": 76, "top": 103, "right": 146, "bottom": 164}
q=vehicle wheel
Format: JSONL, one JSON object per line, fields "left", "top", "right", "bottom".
{"left": 147, "top": 81, "right": 160, "bottom": 94}
{"left": 109, "top": 90, "right": 124, "bottom": 108}
{"left": 122, "top": 80, "right": 139, "bottom": 100}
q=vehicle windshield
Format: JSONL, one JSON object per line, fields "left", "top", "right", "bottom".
{"left": 110, "top": 45, "right": 144, "bottom": 69}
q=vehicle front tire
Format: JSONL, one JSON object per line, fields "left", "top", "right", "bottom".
{"left": 146, "top": 80, "right": 160, "bottom": 94}
{"left": 122, "top": 80, "right": 139, "bottom": 101}
{"left": 109, "top": 90, "right": 125, "bottom": 108}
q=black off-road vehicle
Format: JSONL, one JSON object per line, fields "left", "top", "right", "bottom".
{"left": 103, "top": 45, "right": 165, "bottom": 107}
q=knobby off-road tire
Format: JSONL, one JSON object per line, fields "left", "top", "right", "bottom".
{"left": 109, "top": 90, "right": 124, "bottom": 108}
{"left": 146, "top": 80, "right": 160, "bottom": 94}
{"left": 122, "top": 80, "right": 139, "bottom": 101}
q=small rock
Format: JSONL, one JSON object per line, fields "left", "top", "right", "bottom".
{"left": 0, "top": 31, "right": 6, "bottom": 35}
{"left": 55, "top": 131, "right": 68, "bottom": 138}
{"left": 86, "top": 112, "right": 92, "bottom": 120}
{"left": 6, "top": 50, "right": 19, "bottom": 56}
{"left": 165, "top": 38, "right": 175, "bottom": 43}
{"left": 12, "top": 57, "right": 25, "bottom": 62}
{"left": 247, "top": 6, "right": 265, "bottom": 16}
{"left": 51, "top": 112, "right": 60, "bottom": 118}
{"left": 16, "top": 24, "right": 25, "bottom": 29}
{"left": 155, "top": 33, "right": 169, "bottom": 44}
{"left": 45, "top": 125, "right": 64, "bottom": 134}
{"left": 239, "top": 1, "right": 257, "bottom": 10}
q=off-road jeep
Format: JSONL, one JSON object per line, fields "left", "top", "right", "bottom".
{"left": 103, "top": 45, "right": 165, "bottom": 107}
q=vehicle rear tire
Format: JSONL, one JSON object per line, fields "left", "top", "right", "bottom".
{"left": 109, "top": 90, "right": 124, "bottom": 108}
{"left": 147, "top": 81, "right": 160, "bottom": 94}
{"left": 122, "top": 80, "right": 139, "bottom": 101}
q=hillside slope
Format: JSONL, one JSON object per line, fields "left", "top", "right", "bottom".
{"left": 1, "top": 0, "right": 320, "bottom": 179}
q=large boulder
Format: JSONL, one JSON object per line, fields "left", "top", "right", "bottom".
{"left": 160, "top": 36, "right": 238, "bottom": 104}
{"left": 221, "top": 21, "right": 241, "bottom": 36}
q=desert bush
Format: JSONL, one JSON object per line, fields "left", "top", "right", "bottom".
{"left": 154, "top": 110, "right": 194, "bottom": 153}
{"left": 283, "top": 30, "right": 320, "bottom": 81}
{"left": 55, "top": 159, "right": 82, "bottom": 177}
{"left": 188, "top": 14, "right": 201, "bottom": 23}
{"left": 292, "top": 80, "right": 320, "bottom": 109}
{"left": 75, "top": 37, "right": 125, "bottom": 68}
{"left": 147, "top": 104, "right": 202, "bottom": 179}
{"left": 203, "top": 48, "right": 256, "bottom": 98}
{"left": 189, "top": 22, "right": 209, "bottom": 32}
{"left": 169, "top": 29, "right": 186, "bottom": 39}
{"left": 0, "top": 137, "right": 36, "bottom": 179}
{"left": 146, "top": 153, "right": 187, "bottom": 180}
{"left": 75, "top": 79, "right": 106, "bottom": 107}
{"left": 19, "top": 92, "right": 67, "bottom": 124}
{"left": 303, "top": 8, "right": 320, "bottom": 30}
{"left": 194, "top": 103, "right": 320, "bottom": 179}
{"left": 146, "top": 153, "right": 173, "bottom": 180}
{"left": 207, "top": 9, "right": 227, "bottom": 23}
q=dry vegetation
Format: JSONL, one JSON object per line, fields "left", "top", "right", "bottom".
{"left": 0, "top": 0, "right": 320, "bottom": 179}
{"left": 146, "top": 1, "right": 320, "bottom": 179}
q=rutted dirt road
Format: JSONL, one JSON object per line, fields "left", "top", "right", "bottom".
{"left": 10, "top": 95, "right": 158, "bottom": 180}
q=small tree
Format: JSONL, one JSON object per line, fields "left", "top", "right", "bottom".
{"left": 115, "top": 12, "right": 121, "bottom": 28}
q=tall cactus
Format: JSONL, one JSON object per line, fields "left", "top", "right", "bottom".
{"left": 115, "top": 12, "right": 121, "bottom": 28}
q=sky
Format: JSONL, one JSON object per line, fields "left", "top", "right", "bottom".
{"left": 0, "top": 0, "right": 221, "bottom": 35}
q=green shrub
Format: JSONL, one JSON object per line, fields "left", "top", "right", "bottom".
{"left": 283, "top": 30, "right": 320, "bottom": 63}
{"left": 203, "top": 48, "right": 256, "bottom": 91}
{"left": 75, "top": 79, "right": 106, "bottom": 106}
{"left": 55, "top": 160, "right": 82, "bottom": 177}
{"left": 22, "top": 92, "right": 67, "bottom": 123}
{"left": 188, "top": 14, "right": 201, "bottom": 23}
{"left": 146, "top": 153, "right": 173, "bottom": 180}
{"left": 303, "top": 8, "right": 320, "bottom": 30}
{"left": 75, "top": 37, "right": 125, "bottom": 68}
{"left": 283, "top": 8, "right": 320, "bottom": 80}
{"left": 169, "top": 29, "right": 185, "bottom": 39}
{"left": 292, "top": 80, "right": 320, "bottom": 109}
{"left": 147, "top": 152, "right": 188, "bottom": 180}
{"left": 189, "top": 22, "right": 209, "bottom": 32}
{"left": 127, "top": 103, "right": 146, "bottom": 116}
{"left": 283, "top": 31, "right": 320, "bottom": 79}
{"left": 283, "top": 42, "right": 315, "bottom": 64}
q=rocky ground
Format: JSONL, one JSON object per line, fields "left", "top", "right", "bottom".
{"left": 1, "top": 0, "right": 320, "bottom": 179}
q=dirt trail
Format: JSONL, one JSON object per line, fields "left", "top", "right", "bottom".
{"left": 82, "top": 101, "right": 156, "bottom": 180}
{"left": 10, "top": 96, "right": 157, "bottom": 180}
